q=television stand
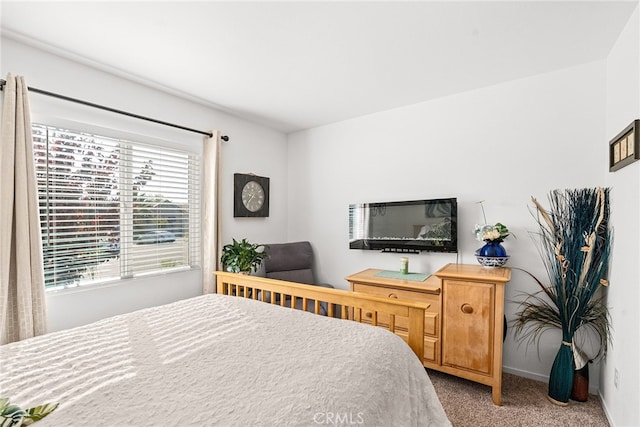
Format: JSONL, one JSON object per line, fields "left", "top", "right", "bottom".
{"left": 346, "top": 263, "right": 511, "bottom": 405}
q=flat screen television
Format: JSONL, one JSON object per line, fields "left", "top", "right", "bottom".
{"left": 349, "top": 198, "right": 457, "bottom": 253}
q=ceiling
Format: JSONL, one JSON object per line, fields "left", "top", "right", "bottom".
{"left": 1, "top": 1, "right": 637, "bottom": 133}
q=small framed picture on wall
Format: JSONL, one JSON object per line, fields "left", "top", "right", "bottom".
{"left": 609, "top": 119, "right": 639, "bottom": 172}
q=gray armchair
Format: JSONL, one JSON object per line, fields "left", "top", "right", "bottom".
{"left": 263, "top": 241, "right": 336, "bottom": 316}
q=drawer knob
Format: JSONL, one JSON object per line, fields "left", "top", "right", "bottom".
{"left": 388, "top": 293, "right": 398, "bottom": 299}
{"left": 365, "top": 311, "right": 372, "bottom": 318}
{"left": 461, "top": 303, "right": 474, "bottom": 314}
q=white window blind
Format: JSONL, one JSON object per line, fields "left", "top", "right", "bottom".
{"left": 33, "top": 124, "right": 201, "bottom": 289}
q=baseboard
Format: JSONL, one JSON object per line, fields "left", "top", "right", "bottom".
{"left": 502, "top": 366, "right": 549, "bottom": 383}
{"left": 502, "top": 366, "right": 599, "bottom": 395}
{"left": 599, "top": 390, "right": 616, "bottom": 427}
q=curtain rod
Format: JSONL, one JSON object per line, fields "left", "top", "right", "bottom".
{"left": 0, "top": 79, "right": 229, "bottom": 141}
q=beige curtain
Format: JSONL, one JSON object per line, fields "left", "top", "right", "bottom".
{"left": 0, "top": 73, "right": 47, "bottom": 344}
{"left": 202, "top": 130, "right": 221, "bottom": 294}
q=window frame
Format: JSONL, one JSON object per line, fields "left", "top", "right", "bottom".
{"left": 32, "top": 120, "right": 203, "bottom": 291}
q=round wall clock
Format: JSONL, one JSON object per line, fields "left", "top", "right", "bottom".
{"left": 234, "top": 173, "right": 270, "bottom": 217}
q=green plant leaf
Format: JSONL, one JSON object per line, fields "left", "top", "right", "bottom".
{"left": 220, "top": 238, "right": 268, "bottom": 273}
{"left": 0, "top": 398, "right": 59, "bottom": 427}
{"left": 23, "top": 402, "right": 59, "bottom": 424}
{"left": 0, "top": 400, "right": 26, "bottom": 427}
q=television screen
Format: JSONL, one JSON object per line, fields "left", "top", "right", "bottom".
{"left": 349, "top": 198, "right": 457, "bottom": 253}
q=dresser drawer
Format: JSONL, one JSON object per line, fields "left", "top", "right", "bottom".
{"left": 353, "top": 283, "right": 440, "bottom": 337}
{"left": 424, "top": 337, "right": 438, "bottom": 363}
{"left": 395, "top": 332, "right": 439, "bottom": 364}
{"left": 424, "top": 312, "right": 438, "bottom": 336}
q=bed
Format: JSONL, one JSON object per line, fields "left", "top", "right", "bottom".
{"left": 0, "top": 273, "right": 451, "bottom": 426}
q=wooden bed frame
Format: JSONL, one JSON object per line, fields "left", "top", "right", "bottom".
{"left": 215, "top": 271, "right": 428, "bottom": 361}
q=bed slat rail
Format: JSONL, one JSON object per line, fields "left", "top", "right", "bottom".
{"left": 215, "top": 272, "right": 427, "bottom": 361}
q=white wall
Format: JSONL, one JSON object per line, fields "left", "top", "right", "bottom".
{"left": 1, "top": 36, "right": 289, "bottom": 331}
{"left": 603, "top": 5, "right": 640, "bottom": 427}
{"left": 288, "top": 61, "right": 608, "bottom": 391}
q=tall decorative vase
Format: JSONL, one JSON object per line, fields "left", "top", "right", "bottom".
{"left": 547, "top": 338, "right": 575, "bottom": 406}
{"left": 571, "top": 362, "right": 589, "bottom": 402}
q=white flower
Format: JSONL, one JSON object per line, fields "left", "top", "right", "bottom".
{"left": 473, "top": 201, "right": 512, "bottom": 242}
{"left": 474, "top": 223, "right": 510, "bottom": 242}
{"left": 484, "top": 229, "right": 501, "bottom": 241}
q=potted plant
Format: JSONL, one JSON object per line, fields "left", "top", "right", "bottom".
{"left": 513, "top": 187, "right": 612, "bottom": 405}
{"left": 220, "top": 238, "right": 268, "bottom": 274}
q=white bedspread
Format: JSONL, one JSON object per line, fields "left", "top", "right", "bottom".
{"left": 0, "top": 294, "right": 451, "bottom": 426}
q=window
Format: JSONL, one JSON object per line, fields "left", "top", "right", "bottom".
{"left": 33, "top": 124, "right": 201, "bottom": 289}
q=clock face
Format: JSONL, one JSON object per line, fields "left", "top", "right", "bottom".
{"left": 241, "top": 181, "right": 265, "bottom": 212}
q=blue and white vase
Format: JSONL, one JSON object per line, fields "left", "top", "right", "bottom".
{"left": 478, "top": 240, "right": 507, "bottom": 257}
{"left": 475, "top": 240, "right": 509, "bottom": 267}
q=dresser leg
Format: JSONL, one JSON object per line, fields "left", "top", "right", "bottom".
{"left": 492, "top": 385, "right": 502, "bottom": 406}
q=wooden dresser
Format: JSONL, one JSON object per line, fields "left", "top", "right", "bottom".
{"left": 346, "top": 263, "right": 511, "bottom": 405}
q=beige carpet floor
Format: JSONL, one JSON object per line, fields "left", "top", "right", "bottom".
{"left": 428, "top": 369, "right": 610, "bottom": 427}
